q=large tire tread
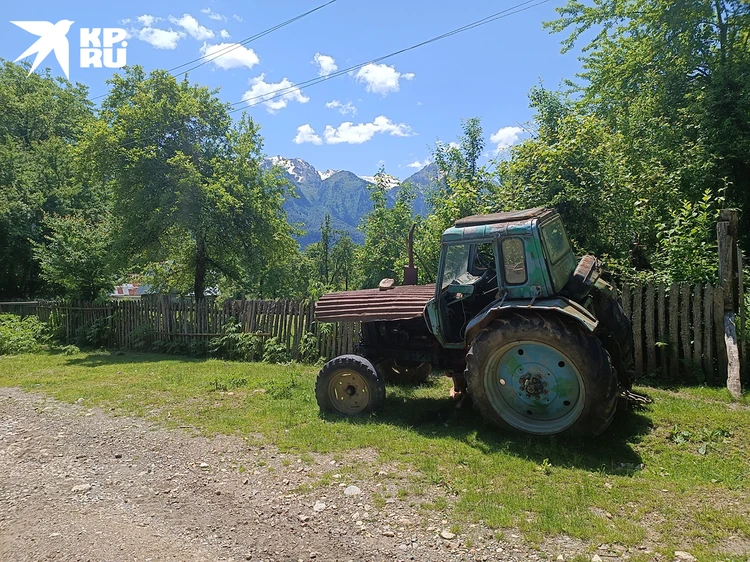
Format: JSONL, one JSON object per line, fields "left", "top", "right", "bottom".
{"left": 465, "top": 310, "right": 617, "bottom": 438}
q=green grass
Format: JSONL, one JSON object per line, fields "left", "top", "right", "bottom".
{"left": 1, "top": 350, "right": 748, "bottom": 560}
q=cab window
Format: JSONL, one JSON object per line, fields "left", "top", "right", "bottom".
{"left": 540, "top": 216, "right": 571, "bottom": 265}
{"left": 502, "top": 237, "right": 526, "bottom": 285}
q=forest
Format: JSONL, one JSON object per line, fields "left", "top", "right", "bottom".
{"left": 2, "top": 0, "right": 749, "bottom": 303}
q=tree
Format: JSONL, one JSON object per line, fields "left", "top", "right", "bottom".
{"left": 85, "top": 67, "right": 296, "bottom": 300}
{"left": 303, "top": 214, "right": 359, "bottom": 295}
{"left": 0, "top": 59, "right": 95, "bottom": 298}
{"left": 545, "top": 0, "right": 750, "bottom": 249}
{"left": 31, "top": 213, "right": 117, "bottom": 300}
{"left": 414, "top": 118, "right": 496, "bottom": 282}
{"left": 357, "top": 169, "right": 417, "bottom": 288}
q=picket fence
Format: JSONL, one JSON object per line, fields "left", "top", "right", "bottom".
{"left": 0, "top": 297, "right": 360, "bottom": 362}
{"left": 1, "top": 282, "right": 746, "bottom": 383}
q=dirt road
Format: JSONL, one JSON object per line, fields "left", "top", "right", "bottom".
{"left": 0, "top": 388, "right": 561, "bottom": 562}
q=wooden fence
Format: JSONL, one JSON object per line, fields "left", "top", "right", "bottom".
{"left": 1, "top": 281, "right": 746, "bottom": 383}
{"left": 0, "top": 297, "right": 360, "bottom": 362}
{"left": 620, "top": 282, "right": 745, "bottom": 384}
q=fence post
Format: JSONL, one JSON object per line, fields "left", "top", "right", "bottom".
{"left": 718, "top": 209, "right": 742, "bottom": 398}
{"left": 738, "top": 247, "right": 746, "bottom": 382}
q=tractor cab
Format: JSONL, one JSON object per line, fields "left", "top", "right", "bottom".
{"left": 425, "top": 207, "right": 580, "bottom": 348}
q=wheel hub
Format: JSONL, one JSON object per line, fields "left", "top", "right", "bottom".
{"left": 519, "top": 372, "right": 548, "bottom": 398}
{"left": 327, "top": 371, "right": 370, "bottom": 415}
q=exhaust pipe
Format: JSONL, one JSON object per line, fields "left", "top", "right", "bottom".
{"left": 403, "top": 223, "right": 418, "bottom": 285}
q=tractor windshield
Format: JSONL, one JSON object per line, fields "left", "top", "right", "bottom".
{"left": 441, "top": 244, "right": 479, "bottom": 288}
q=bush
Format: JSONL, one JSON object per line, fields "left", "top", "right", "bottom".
{"left": 262, "top": 336, "right": 290, "bottom": 364}
{"left": 209, "top": 319, "right": 262, "bottom": 361}
{"left": 73, "top": 316, "right": 111, "bottom": 348}
{"left": 0, "top": 314, "right": 51, "bottom": 355}
{"left": 298, "top": 331, "right": 321, "bottom": 363}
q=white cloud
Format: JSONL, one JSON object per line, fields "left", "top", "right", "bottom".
{"left": 407, "top": 159, "right": 430, "bottom": 169}
{"left": 169, "top": 14, "right": 214, "bottom": 40}
{"left": 137, "top": 14, "right": 158, "bottom": 27}
{"left": 220, "top": 29, "right": 230, "bottom": 39}
{"left": 312, "top": 53, "right": 337, "bottom": 77}
{"left": 293, "top": 124, "right": 322, "bottom": 145}
{"left": 120, "top": 18, "right": 132, "bottom": 25}
{"left": 323, "top": 116, "right": 413, "bottom": 145}
{"left": 449, "top": 141, "right": 460, "bottom": 149}
{"left": 199, "top": 42, "right": 259, "bottom": 69}
{"left": 232, "top": 14, "right": 243, "bottom": 22}
{"left": 325, "top": 100, "right": 356, "bottom": 116}
{"left": 138, "top": 26, "right": 185, "bottom": 49}
{"left": 201, "top": 8, "right": 227, "bottom": 21}
{"left": 490, "top": 126, "right": 523, "bottom": 153}
{"left": 242, "top": 74, "right": 309, "bottom": 113}
{"left": 353, "top": 63, "right": 414, "bottom": 95}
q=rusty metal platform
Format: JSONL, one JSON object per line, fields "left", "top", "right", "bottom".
{"left": 314, "top": 284, "right": 436, "bottom": 323}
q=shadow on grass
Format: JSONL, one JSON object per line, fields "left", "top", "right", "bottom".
{"left": 62, "top": 350, "right": 211, "bottom": 367}
{"left": 322, "top": 381, "right": 654, "bottom": 475}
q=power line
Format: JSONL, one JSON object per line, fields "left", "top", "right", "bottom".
{"left": 119, "top": 0, "right": 550, "bottom": 148}
{"left": 88, "top": 0, "right": 339, "bottom": 102}
{"left": 230, "top": 0, "right": 550, "bottom": 113}
{"left": 170, "top": 0, "right": 338, "bottom": 75}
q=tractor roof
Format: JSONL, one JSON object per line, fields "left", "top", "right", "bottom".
{"left": 454, "top": 207, "right": 554, "bottom": 228}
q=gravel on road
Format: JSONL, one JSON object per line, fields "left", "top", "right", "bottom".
{"left": 0, "top": 387, "right": 569, "bottom": 562}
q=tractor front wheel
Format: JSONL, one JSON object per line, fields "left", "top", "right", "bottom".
{"left": 465, "top": 311, "right": 617, "bottom": 437}
{"left": 315, "top": 354, "right": 386, "bottom": 417}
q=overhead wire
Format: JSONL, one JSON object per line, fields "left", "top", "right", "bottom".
{"left": 87, "top": 0, "right": 339, "bottom": 102}
{"left": 118, "top": 0, "right": 551, "bottom": 148}
{"left": 230, "top": 0, "right": 550, "bottom": 113}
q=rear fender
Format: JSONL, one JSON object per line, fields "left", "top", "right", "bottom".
{"left": 464, "top": 297, "right": 599, "bottom": 343}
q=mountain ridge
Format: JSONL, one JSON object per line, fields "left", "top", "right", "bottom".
{"left": 262, "top": 156, "right": 438, "bottom": 247}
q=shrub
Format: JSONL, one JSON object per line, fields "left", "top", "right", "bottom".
{"left": 262, "top": 336, "right": 290, "bottom": 364}
{"left": 298, "top": 331, "right": 321, "bottom": 364}
{"left": 209, "top": 319, "right": 262, "bottom": 361}
{"left": 0, "top": 314, "right": 51, "bottom": 355}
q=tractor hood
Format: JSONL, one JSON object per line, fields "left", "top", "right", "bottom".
{"left": 314, "top": 284, "right": 436, "bottom": 323}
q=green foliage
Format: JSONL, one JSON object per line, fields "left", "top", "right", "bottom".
{"left": 357, "top": 169, "right": 418, "bottom": 288}
{"left": 0, "top": 314, "right": 50, "bottom": 354}
{"left": 209, "top": 375, "right": 248, "bottom": 392}
{"left": 297, "top": 332, "right": 321, "bottom": 364}
{"left": 265, "top": 367, "right": 303, "bottom": 399}
{"left": 32, "top": 213, "right": 117, "bottom": 300}
{"left": 668, "top": 424, "right": 732, "bottom": 455}
{"left": 129, "top": 324, "right": 155, "bottom": 351}
{"left": 653, "top": 190, "right": 723, "bottom": 284}
{"left": 262, "top": 336, "right": 290, "bottom": 364}
{"left": 85, "top": 66, "right": 297, "bottom": 301}
{"left": 209, "top": 319, "right": 262, "bottom": 361}
{"left": 414, "top": 118, "right": 496, "bottom": 282}
{"left": 302, "top": 214, "right": 358, "bottom": 294}
{"left": 73, "top": 316, "right": 111, "bottom": 348}
{"left": 502, "top": 0, "right": 750, "bottom": 282}
{"left": 0, "top": 59, "right": 97, "bottom": 299}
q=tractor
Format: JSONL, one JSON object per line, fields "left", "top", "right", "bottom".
{"left": 313, "top": 207, "right": 635, "bottom": 437}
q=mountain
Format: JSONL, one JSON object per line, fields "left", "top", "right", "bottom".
{"left": 262, "top": 156, "right": 437, "bottom": 247}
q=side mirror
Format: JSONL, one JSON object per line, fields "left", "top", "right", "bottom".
{"left": 446, "top": 284, "right": 474, "bottom": 295}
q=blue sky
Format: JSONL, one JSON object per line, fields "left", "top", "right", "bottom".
{"left": 1, "top": 1, "right": 586, "bottom": 178}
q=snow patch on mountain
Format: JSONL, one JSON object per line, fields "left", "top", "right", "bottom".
{"left": 317, "top": 169, "right": 338, "bottom": 180}
{"left": 357, "top": 174, "right": 401, "bottom": 189}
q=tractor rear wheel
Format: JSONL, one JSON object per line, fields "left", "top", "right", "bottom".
{"left": 465, "top": 311, "right": 617, "bottom": 437}
{"left": 375, "top": 358, "right": 432, "bottom": 385}
{"left": 315, "top": 354, "right": 386, "bottom": 417}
